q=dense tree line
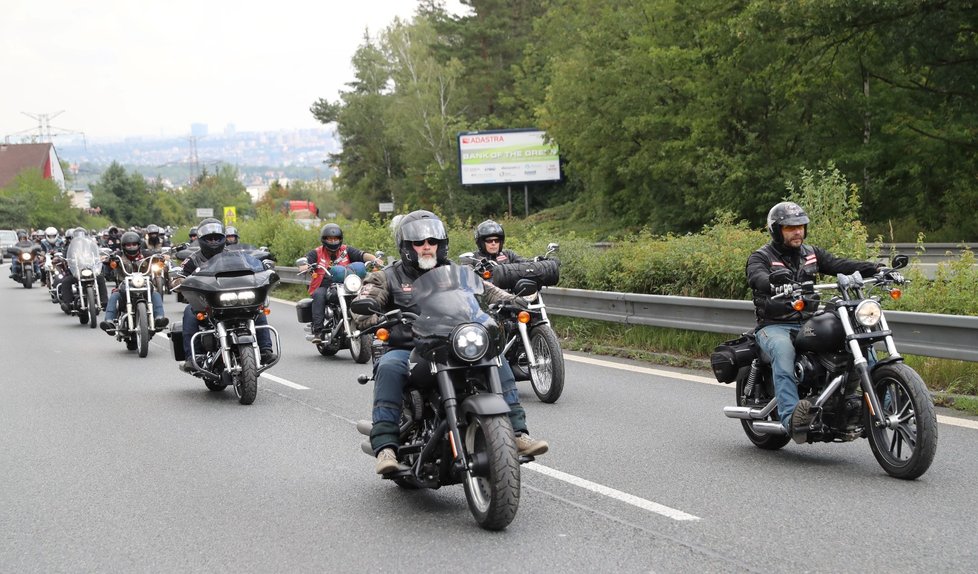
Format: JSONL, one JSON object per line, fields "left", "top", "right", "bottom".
{"left": 313, "top": 0, "right": 978, "bottom": 241}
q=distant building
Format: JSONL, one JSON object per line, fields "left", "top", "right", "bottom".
{"left": 191, "top": 123, "right": 208, "bottom": 138}
{"left": 0, "top": 142, "right": 66, "bottom": 190}
{"left": 70, "top": 188, "right": 92, "bottom": 209}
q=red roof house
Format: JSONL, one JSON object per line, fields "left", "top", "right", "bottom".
{"left": 0, "top": 142, "right": 67, "bottom": 190}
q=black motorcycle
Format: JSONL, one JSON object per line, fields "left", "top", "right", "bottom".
{"left": 295, "top": 258, "right": 378, "bottom": 363}
{"left": 460, "top": 243, "right": 565, "bottom": 403}
{"left": 715, "top": 254, "right": 938, "bottom": 480}
{"left": 65, "top": 237, "right": 106, "bottom": 328}
{"left": 9, "top": 244, "right": 42, "bottom": 288}
{"left": 108, "top": 253, "right": 165, "bottom": 358}
{"left": 170, "top": 251, "right": 281, "bottom": 405}
{"left": 352, "top": 264, "right": 525, "bottom": 530}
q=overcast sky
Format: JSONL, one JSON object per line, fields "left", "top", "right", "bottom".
{"left": 1, "top": 0, "right": 466, "bottom": 141}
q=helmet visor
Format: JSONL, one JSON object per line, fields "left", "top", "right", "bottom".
{"left": 399, "top": 219, "right": 447, "bottom": 243}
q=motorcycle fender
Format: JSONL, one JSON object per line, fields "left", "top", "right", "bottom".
{"left": 459, "top": 394, "right": 510, "bottom": 419}
{"left": 871, "top": 355, "right": 904, "bottom": 371}
{"left": 230, "top": 332, "right": 256, "bottom": 345}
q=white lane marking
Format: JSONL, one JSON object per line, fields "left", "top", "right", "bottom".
{"left": 526, "top": 462, "right": 700, "bottom": 522}
{"left": 261, "top": 372, "right": 309, "bottom": 390}
{"left": 565, "top": 354, "right": 978, "bottom": 429}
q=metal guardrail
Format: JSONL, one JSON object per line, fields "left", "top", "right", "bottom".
{"left": 274, "top": 266, "right": 978, "bottom": 362}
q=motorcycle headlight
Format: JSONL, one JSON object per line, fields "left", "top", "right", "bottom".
{"left": 218, "top": 290, "right": 257, "bottom": 306}
{"left": 80, "top": 269, "right": 93, "bottom": 278}
{"left": 343, "top": 274, "right": 363, "bottom": 294}
{"left": 452, "top": 324, "right": 489, "bottom": 361}
{"left": 130, "top": 273, "right": 146, "bottom": 288}
{"left": 21, "top": 253, "right": 32, "bottom": 261}
{"left": 152, "top": 262, "right": 164, "bottom": 273}
{"left": 855, "top": 300, "right": 882, "bottom": 327}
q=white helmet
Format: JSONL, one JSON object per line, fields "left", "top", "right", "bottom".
{"left": 45, "top": 226, "right": 58, "bottom": 242}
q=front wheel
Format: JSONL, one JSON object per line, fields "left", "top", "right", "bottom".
{"left": 528, "top": 325, "right": 565, "bottom": 403}
{"left": 22, "top": 267, "right": 33, "bottom": 289}
{"left": 350, "top": 332, "right": 371, "bottom": 364}
{"left": 462, "top": 414, "right": 520, "bottom": 531}
{"left": 736, "top": 365, "right": 791, "bottom": 450}
{"left": 86, "top": 286, "right": 98, "bottom": 328}
{"left": 234, "top": 347, "right": 259, "bottom": 405}
{"left": 866, "top": 363, "right": 938, "bottom": 480}
{"left": 135, "top": 301, "right": 150, "bottom": 358}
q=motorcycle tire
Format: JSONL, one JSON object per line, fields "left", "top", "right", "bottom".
{"left": 462, "top": 414, "right": 520, "bottom": 531}
{"left": 234, "top": 347, "right": 259, "bottom": 405}
{"left": 135, "top": 301, "right": 150, "bottom": 358}
{"left": 86, "top": 286, "right": 98, "bottom": 328}
{"left": 736, "top": 365, "right": 790, "bottom": 450}
{"left": 317, "top": 342, "right": 339, "bottom": 356}
{"left": 528, "top": 325, "right": 565, "bottom": 403}
{"left": 865, "top": 362, "right": 938, "bottom": 480}
{"left": 350, "top": 332, "right": 372, "bottom": 364}
{"left": 23, "top": 268, "right": 33, "bottom": 289}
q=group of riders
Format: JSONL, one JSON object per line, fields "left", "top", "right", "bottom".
{"left": 6, "top": 200, "right": 877, "bottom": 473}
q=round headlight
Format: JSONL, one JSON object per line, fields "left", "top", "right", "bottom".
{"left": 854, "top": 300, "right": 882, "bottom": 327}
{"left": 131, "top": 273, "right": 146, "bottom": 288}
{"left": 343, "top": 274, "right": 363, "bottom": 294}
{"left": 81, "top": 269, "right": 93, "bottom": 278}
{"left": 21, "top": 252, "right": 32, "bottom": 261}
{"left": 453, "top": 324, "right": 489, "bottom": 361}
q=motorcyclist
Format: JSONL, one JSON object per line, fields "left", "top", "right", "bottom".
{"left": 145, "top": 224, "right": 168, "bottom": 251}
{"left": 176, "top": 219, "right": 276, "bottom": 371}
{"left": 746, "top": 201, "right": 882, "bottom": 443}
{"left": 225, "top": 226, "right": 239, "bottom": 246}
{"left": 299, "top": 223, "right": 381, "bottom": 343}
{"left": 352, "top": 210, "right": 548, "bottom": 474}
{"left": 99, "top": 231, "right": 169, "bottom": 334}
{"left": 474, "top": 219, "right": 527, "bottom": 264}
{"left": 40, "top": 227, "right": 64, "bottom": 252}
{"left": 104, "top": 227, "right": 122, "bottom": 251}
{"left": 7, "top": 229, "right": 40, "bottom": 279}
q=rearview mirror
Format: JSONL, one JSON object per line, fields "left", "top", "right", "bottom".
{"left": 458, "top": 251, "right": 476, "bottom": 265}
{"left": 513, "top": 278, "right": 539, "bottom": 297}
{"left": 891, "top": 254, "right": 909, "bottom": 270}
{"left": 294, "top": 257, "right": 309, "bottom": 267}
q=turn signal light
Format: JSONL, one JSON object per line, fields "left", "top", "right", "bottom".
{"left": 890, "top": 289, "right": 902, "bottom": 300}
{"left": 792, "top": 300, "right": 805, "bottom": 312}
{"left": 263, "top": 307, "right": 271, "bottom": 315}
{"left": 196, "top": 312, "right": 206, "bottom": 321}
{"left": 110, "top": 260, "right": 117, "bottom": 269}
{"left": 518, "top": 311, "right": 531, "bottom": 323}
{"left": 482, "top": 270, "right": 492, "bottom": 280}
{"left": 376, "top": 328, "right": 390, "bottom": 342}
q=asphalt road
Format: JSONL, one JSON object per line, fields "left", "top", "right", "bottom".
{"left": 3, "top": 271, "right": 978, "bottom": 573}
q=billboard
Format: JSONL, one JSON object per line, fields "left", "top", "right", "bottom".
{"left": 458, "top": 129, "right": 560, "bottom": 186}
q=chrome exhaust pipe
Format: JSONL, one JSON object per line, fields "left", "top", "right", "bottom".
{"left": 724, "top": 406, "right": 766, "bottom": 420}
{"left": 749, "top": 421, "right": 787, "bottom": 435}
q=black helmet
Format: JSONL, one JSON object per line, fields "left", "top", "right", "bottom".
{"left": 16, "top": 229, "right": 28, "bottom": 241}
{"left": 108, "top": 226, "right": 120, "bottom": 238}
{"left": 767, "top": 201, "right": 809, "bottom": 245}
{"left": 120, "top": 231, "right": 142, "bottom": 258}
{"left": 396, "top": 210, "right": 449, "bottom": 270}
{"left": 474, "top": 219, "right": 505, "bottom": 253}
{"left": 196, "top": 218, "right": 226, "bottom": 258}
{"left": 319, "top": 223, "right": 343, "bottom": 252}
{"left": 188, "top": 226, "right": 199, "bottom": 239}
{"left": 146, "top": 224, "right": 160, "bottom": 236}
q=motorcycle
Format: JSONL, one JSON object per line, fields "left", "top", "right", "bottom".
{"left": 148, "top": 247, "right": 172, "bottom": 295}
{"left": 460, "top": 243, "right": 565, "bottom": 403}
{"left": 64, "top": 237, "right": 106, "bottom": 328}
{"left": 170, "top": 250, "right": 282, "bottom": 405}
{"left": 108, "top": 253, "right": 165, "bottom": 358}
{"left": 295, "top": 256, "right": 381, "bottom": 363}
{"left": 352, "top": 264, "right": 527, "bottom": 531}
{"left": 9, "top": 244, "right": 42, "bottom": 288}
{"left": 44, "top": 251, "right": 68, "bottom": 303}
{"left": 715, "top": 254, "right": 938, "bottom": 480}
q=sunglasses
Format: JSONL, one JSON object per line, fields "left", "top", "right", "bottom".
{"left": 484, "top": 237, "right": 501, "bottom": 244}
{"left": 411, "top": 238, "right": 440, "bottom": 247}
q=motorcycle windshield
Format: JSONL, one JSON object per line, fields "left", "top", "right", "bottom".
{"left": 180, "top": 250, "right": 279, "bottom": 296}
{"left": 411, "top": 265, "right": 492, "bottom": 339}
{"left": 66, "top": 237, "right": 102, "bottom": 276}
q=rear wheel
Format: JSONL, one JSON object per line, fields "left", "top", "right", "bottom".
{"left": 234, "top": 347, "right": 259, "bottom": 405}
{"left": 86, "top": 286, "right": 98, "bottom": 328}
{"left": 736, "top": 364, "right": 790, "bottom": 450}
{"left": 462, "top": 414, "right": 520, "bottom": 531}
{"left": 135, "top": 301, "right": 150, "bottom": 358}
{"left": 529, "top": 325, "right": 564, "bottom": 403}
{"left": 866, "top": 363, "right": 938, "bottom": 480}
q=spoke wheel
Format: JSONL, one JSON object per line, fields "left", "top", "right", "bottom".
{"left": 736, "top": 365, "right": 790, "bottom": 450}
{"left": 528, "top": 325, "right": 565, "bottom": 403}
{"left": 866, "top": 363, "right": 937, "bottom": 480}
{"left": 462, "top": 414, "right": 520, "bottom": 531}
{"left": 350, "top": 332, "right": 372, "bottom": 364}
{"left": 135, "top": 301, "right": 150, "bottom": 358}
{"left": 86, "top": 286, "right": 98, "bottom": 328}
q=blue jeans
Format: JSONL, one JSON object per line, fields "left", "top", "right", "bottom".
{"left": 755, "top": 324, "right": 801, "bottom": 429}
{"left": 182, "top": 305, "right": 272, "bottom": 357}
{"left": 370, "top": 349, "right": 527, "bottom": 452}
{"left": 103, "top": 289, "right": 165, "bottom": 322}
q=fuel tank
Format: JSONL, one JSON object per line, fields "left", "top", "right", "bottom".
{"left": 794, "top": 311, "right": 846, "bottom": 353}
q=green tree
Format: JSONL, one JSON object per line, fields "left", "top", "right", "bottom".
{"left": 0, "top": 169, "right": 80, "bottom": 229}
{"left": 90, "top": 162, "right": 155, "bottom": 226}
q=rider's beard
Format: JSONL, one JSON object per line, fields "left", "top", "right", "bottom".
{"left": 418, "top": 253, "right": 437, "bottom": 270}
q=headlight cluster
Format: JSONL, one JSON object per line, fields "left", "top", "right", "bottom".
{"left": 218, "top": 290, "right": 257, "bottom": 306}
{"left": 453, "top": 324, "right": 489, "bottom": 361}
{"left": 130, "top": 273, "right": 146, "bottom": 288}
{"left": 343, "top": 274, "right": 363, "bottom": 294}
{"left": 21, "top": 253, "right": 32, "bottom": 261}
{"left": 80, "top": 269, "right": 93, "bottom": 278}
{"left": 152, "top": 262, "right": 164, "bottom": 273}
{"left": 854, "top": 300, "right": 882, "bottom": 327}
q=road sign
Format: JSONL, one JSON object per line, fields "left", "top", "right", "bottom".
{"left": 223, "top": 206, "right": 237, "bottom": 225}
{"left": 378, "top": 202, "right": 394, "bottom": 213}
{"left": 195, "top": 208, "right": 214, "bottom": 217}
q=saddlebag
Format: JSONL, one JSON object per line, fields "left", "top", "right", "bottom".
{"left": 296, "top": 297, "right": 313, "bottom": 323}
{"left": 169, "top": 321, "right": 186, "bottom": 362}
{"left": 710, "top": 335, "right": 756, "bottom": 383}
{"left": 489, "top": 259, "right": 560, "bottom": 291}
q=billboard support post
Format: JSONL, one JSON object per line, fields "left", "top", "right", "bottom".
{"left": 524, "top": 184, "right": 529, "bottom": 218}
{"left": 507, "top": 185, "right": 512, "bottom": 217}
